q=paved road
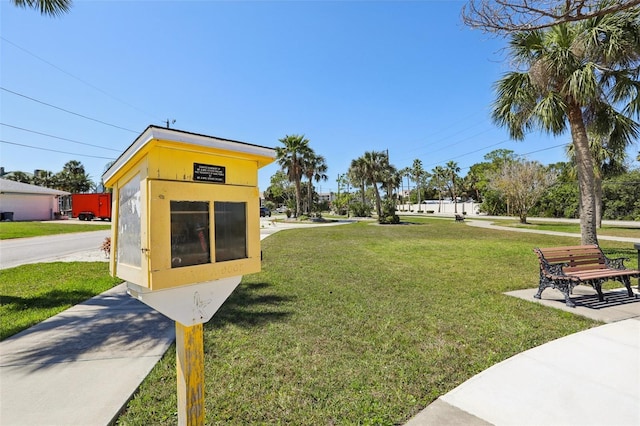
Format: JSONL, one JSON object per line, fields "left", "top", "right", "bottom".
{"left": 0, "top": 230, "right": 111, "bottom": 269}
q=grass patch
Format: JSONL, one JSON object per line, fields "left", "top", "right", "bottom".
{"left": 0, "top": 222, "right": 111, "bottom": 239}
{"left": 497, "top": 220, "right": 640, "bottom": 239}
{"left": 117, "top": 218, "right": 635, "bottom": 425}
{"left": 0, "top": 262, "right": 121, "bottom": 340}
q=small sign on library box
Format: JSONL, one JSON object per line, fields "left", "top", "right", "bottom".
{"left": 193, "top": 163, "right": 225, "bottom": 183}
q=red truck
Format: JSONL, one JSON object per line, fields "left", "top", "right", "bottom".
{"left": 71, "top": 193, "right": 112, "bottom": 221}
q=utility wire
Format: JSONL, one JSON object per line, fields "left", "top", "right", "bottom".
{"left": 0, "top": 87, "right": 138, "bottom": 133}
{"left": 1, "top": 36, "right": 162, "bottom": 123}
{"left": 520, "top": 142, "right": 569, "bottom": 157}
{"left": 423, "top": 138, "right": 511, "bottom": 168}
{"left": 0, "top": 139, "right": 117, "bottom": 160}
{"left": 1, "top": 123, "right": 122, "bottom": 152}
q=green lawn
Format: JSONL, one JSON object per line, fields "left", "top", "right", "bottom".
{"left": 497, "top": 220, "right": 640, "bottom": 238}
{"left": 0, "top": 221, "right": 111, "bottom": 239}
{"left": 0, "top": 262, "right": 121, "bottom": 340}
{"left": 116, "top": 218, "right": 638, "bottom": 425}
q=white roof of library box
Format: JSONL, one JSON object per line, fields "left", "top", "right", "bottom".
{"left": 102, "top": 125, "right": 276, "bottom": 184}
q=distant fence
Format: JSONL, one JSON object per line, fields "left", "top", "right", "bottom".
{"left": 396, "top": 201, "right": 480, "bottom": 215}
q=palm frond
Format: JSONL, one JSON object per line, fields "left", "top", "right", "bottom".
{"left": 532, "top": 91, "right": 568, "bottom": 135}
{"left": 13, "top": 0, "right": 72, "bottom": 17}
{"left": 492, "top": 72, "right": 539, "bottom": 140}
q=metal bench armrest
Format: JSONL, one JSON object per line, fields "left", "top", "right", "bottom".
{"left": 603, "top": 256, "right": 629, "bottom": 270}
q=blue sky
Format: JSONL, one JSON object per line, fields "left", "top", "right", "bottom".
{"left": 2, "top": 1, "right": 637, "bottom": 193}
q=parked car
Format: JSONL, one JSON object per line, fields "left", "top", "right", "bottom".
{"left": 260, "top": 206, "right": 271, "bottom": 217}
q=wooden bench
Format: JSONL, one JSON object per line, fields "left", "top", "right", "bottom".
{"left": 533, "top": 245, "right": 640, "bottom": 307}
{"left": 455, "top": 214, "right": 465, "bottom": 222}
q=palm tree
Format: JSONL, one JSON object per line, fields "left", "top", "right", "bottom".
{"left": 32, "top": 169, "right": 56, "bottom": 188}
{"left": 392, "top": 168, "right": 404, "bottom": 209}
{"left": 492, "top": 7, "right": 640, "bottom": 244}
{"left": 445, "top": 161, "right": 461, "bottom": 213}
{"left": 362, "top": 151, "right": 386, "bottom": 218}
{"left": 361, "top": 151, "right": 388, "bottom": 218}
{"left": 398, "top": 167, "right": 411, "bottom": 209}
{"left": 56, "top": 160, "right": 92, "bottom": 193}
{"left": 302, "top": 152, "right": 328, "bottom": 215}
{"left": 431, "top": 166, "right": 448, "bottom": 213}
{"left": 348, "top": 157, "right": 368, "bottom": 207}
{"left": 275, "top": 134, "right": 312, "bottom": 218}
{"left": 12, "top": 0, "right": 71, "bottom": 16}
{"left": 4, "top": 171, "right": 32, "bottom": 184}
{"left": 411, "top": 159, "right": 425, "bottom": 208}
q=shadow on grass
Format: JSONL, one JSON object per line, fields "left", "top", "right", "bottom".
{"left": 1, "top": 281, "right": 293, "bottom": 372}
{"left": 1, "top": 289, "right": 98, "bottom": 311}
{"left": 1, "top": 289, "right": 111, "bottom": 340}
{"left": 207, "top": 282, "right": 295, "bottom": 329}
{"left": 0, "top": 288, "right": 174, "bottom": 372}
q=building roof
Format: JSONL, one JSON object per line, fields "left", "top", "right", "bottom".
{"left": 103, "top": 125, "right": 276, "bottom": 184}
{"left": 0, "top": 179, "right": 70, "bottom": 196}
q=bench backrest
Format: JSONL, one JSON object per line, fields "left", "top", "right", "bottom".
{"left": 535, "top": 245, "right": 608, "bottom": 273}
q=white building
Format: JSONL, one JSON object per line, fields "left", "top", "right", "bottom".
{"left": 397, "top": 200, "right": 481, "bottom": 215}
{"left": 0, "top": 179, "right": 69, "bottom": 221}
{"left": 318, "top": 192, "right": 335, "bottom": 204}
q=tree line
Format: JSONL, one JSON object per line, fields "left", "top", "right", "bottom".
{"left": 14, "top": 0, "right": 640, "bottom": 245}
{"left": 1, "top": 160, "right": 96, "bottom": 193}
{"left": 266, "top": 142, "right": 639, "bottom": 224}
{"left": 268, "top": 1, "right": 640, "bottom": 247}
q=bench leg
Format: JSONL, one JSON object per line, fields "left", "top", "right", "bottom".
{"left": 534, "top": 275, "right": 551, "bottom": 300}
{"left": 561, "top": 291, "right": 576, "bottom": 308}
{"left": 535, "top": 277, "right": 576, "bottom": 307}
{"left": 621, "top": 276, "right": 634, "bottom": 298}
{"left": 594, "top": 281, "right": 605, "bottom": 302}
{"left": 555, "top": 279, "right": 576, "bottom": 307}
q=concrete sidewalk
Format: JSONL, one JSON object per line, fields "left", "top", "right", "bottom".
{"left": 406, "top": 286, "right": 640, "bottom": 426}
{"left": 0, "top": 284, "right": 174, "bottom": 426}
{"left": 465, "top": 218, "right": 640, "bottom": 243}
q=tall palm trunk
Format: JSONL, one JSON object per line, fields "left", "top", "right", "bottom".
{"left": 406, "top": 176, "right": 412, "bottom": 211}
{"left": 294, "top": 179, "right": 302, "bottom": 218}
{"left": 568, "top": 104, "right": 599, "bottom": 245}
{"left": 373, "top": 184, "right": 382, "bottom": 218}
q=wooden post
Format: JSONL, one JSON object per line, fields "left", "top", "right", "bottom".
{"left": 176, "top": 322, "right": 205, "bottom": 426}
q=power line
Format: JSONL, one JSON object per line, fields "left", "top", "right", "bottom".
{"left": 401, "top": 118, "right": 490, "bottom": 156}
{"left": 520, "top": 142, "right": 568, "bottom": 157}
{"left": 1, "top": 36, "right": 162, "bottom": 123}
{"left": 0, "top": 139, "right": 117, "bottom": 160}
{"left": 423, "top": 138, "right": 511, "bottom": 168}
{"left": 0, "top": 123, "right": 122, "bottom": 152}
{"left": 0, "top": 87, "right": 138, "bottom": 133}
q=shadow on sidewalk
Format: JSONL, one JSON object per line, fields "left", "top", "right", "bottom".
{"left": 0, "top": 287, "right": 174, "bottom": 371}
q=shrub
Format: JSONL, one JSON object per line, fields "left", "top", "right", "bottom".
{"left": 379, "top": 200, "right": 399, "bottom": 224}
{"left": 101, "top": 237, "right": 111, "bottom": 257}
{"left": 349, "top": 201, "right": 372, "bottom": 218}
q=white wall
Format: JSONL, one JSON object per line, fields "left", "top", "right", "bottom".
{"left": 396, "top": 201, "right": 481, "bottom": 215}
{"left": 0, "top": 194, "right": 60, "bottom": 221}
